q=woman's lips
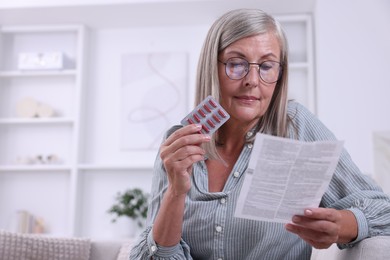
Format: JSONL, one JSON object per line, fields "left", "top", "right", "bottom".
{"left": 235, "top": 95, "right": 260, "bottom": 101}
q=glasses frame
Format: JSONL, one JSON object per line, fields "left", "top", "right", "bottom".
{"left": 218, "top": 57, "right": 282, "bottom": 84}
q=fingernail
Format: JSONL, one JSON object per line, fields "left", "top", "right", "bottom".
{"left": 292, "top": 216, "right": 301, "bottom": 222}
{"left": 195, "top": 124, "right": 202, "bottom": 130}
{"left": 305, "top": 209, "right": 313, "bottom": 216}
{"left": 285, "top": 224, "right": 293, "bottom": 231}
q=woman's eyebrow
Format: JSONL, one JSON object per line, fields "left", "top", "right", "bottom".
{"left": 222, "top": 51, "right": 279, "bottom": 61}
{"left": 222, "top": 50, "right": 245, "bottom": 57}
{"left": 260, "top": 52, "right": 279, "bottom": 60}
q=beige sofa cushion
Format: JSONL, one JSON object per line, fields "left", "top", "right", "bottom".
{"left": 0, "top": 230, "right": 91, "bottom": 260}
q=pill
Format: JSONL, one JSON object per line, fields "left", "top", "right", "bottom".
{"left": 207, "top": 119, "right": 215, "bottom": 128}
{"left": 202, "top": 124, "right": 210, "bottom": 133}
{"left": 193, "top": 114, "right": 201, "bottom": 122}
{"left": 198, "top": 109, "right": 206, "bottom": 117}
{"left": 212, "top": 114, "right": 220, "bottom": 123}
{"left": 203, "top": 104, "right": 211, "bottom": 113}
{"left": 208, "top": 99, "right": 217, "bottom": 108}
{"left": 218, "top": 109, "right": 227, "bottom": 118}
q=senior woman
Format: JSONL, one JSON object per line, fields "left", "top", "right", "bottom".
{"left": 130, "top": 8, "right": 390, "bottom": 260}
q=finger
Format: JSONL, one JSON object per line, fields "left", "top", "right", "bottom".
{"left": 161, "top": 133, "right": 210, "bottom": 161}
{"left": 163, "top": 145, "right": 206, "bottom": 170}
{"left": 286, "top": 222, "right": 336, "bottom": 240}
{"left": 172, "top": 154, "right": 206, "bottom": 170}
{"left": 301, "top": 208, "right": 341, "bottom": 223}
{"left": 291, "top": 214, "right": 339, "bottom": 234}
{"left": 163, "top": 124, "right": 202, "bottom": 147}
{"left": 173, "top": 144, "right": 207, "bottom": 162}
{"left": 163, "top": 144, "right": 207, "bottom": 175}
{"left": 161, "top": 127, "right": 210, "bottom": 156}
{"left": 285, "top": 223, "right": 337, "bottom": 246}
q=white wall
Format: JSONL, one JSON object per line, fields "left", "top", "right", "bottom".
{"left": 315, "top": 0, "right": 390, "bottom": 177}
{"left": 83, "top": 25, "right": 208, "bottom": 166}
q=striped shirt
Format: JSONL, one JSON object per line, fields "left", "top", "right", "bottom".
{"left": 130, "top": 101, "right": 390, "bottom": 260}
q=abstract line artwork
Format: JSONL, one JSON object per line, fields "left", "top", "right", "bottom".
{"left": 121, "top": 52, "right": 188, "bottom": 150}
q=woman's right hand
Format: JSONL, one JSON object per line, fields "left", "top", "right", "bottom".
{"left": 160, "top": 124, "right": 210, "bottom": 196}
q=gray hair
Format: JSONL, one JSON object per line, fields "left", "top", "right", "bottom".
{"left": 195, "top": 8, "right": 291, "bottom": 159}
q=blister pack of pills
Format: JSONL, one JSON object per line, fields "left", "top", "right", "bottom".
{"left": 181, "top": 95, "right": 230, "bottom": 135}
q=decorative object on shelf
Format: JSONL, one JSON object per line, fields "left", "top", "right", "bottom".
{"left": 107, "top": 188, "right": 149, "bottom": 228}
{"left": 15, "top": 154, "right": 62, "bottom": 165}
{"left": 36, "top": 102, "right": 55, "bottom": 118}
{"left": 15, "top": 156, "right": 36, "bottom": 165}
{"left": 15, "top": 97, "right": 38, "bottom": 118}
{"left": 45, "top": 154, "right": 62, "bottom": 164}
{"left": 18, "top": 52, "right": 64, "bottom": 70}
{"left": 16, "top": 97, "right": 55, "bottom": 118}
{"left": 16, "top": 210, "right": 45, "bottom": 234}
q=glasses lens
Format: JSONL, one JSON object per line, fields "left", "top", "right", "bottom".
{"left": 259, "top": 61, "right": 281, "bottom": 83}
{"left": 225, "top": 58, "right": 248, "bottom": 80}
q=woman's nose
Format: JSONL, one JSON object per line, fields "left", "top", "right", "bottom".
{"left": 244, "top": 65, "right": 260, "bottom": 86}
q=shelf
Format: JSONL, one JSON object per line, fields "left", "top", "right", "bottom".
{"left": 0, "top": 70, "right": 77, "bottom": 78}
{"left": 0, "top": 117, "right": 74, "bottom": 125}
{"left": 78, "top": 163, "right": 153, "bottom": 171}
{"left": 0, "top": 164, "right": 72, "bottom": 172}
{"left": 0, "top": 23, "right": 85, "bottom": 237}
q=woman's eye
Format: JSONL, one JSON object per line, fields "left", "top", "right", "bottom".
{"left": 231, "top": 62, "right": 246, "bottom": 69}
{"left": 260, "top": 63, "right": 273, "bottom": 71}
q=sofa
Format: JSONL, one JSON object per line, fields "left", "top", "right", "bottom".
{"left": 0, "top": 230, "right": 389, "bottom": 260}
{"left": 97, "top": 236, "right": 390, "bottom": 260}
{"left": 311, "top": 236, "right": 390, "bottom": 260}
{"left": 88, "top": 236, "right": 390, "bottom": 260}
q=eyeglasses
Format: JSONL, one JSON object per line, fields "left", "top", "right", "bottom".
{"left": 218, "top": 57, "right": 282, "bottom": 83}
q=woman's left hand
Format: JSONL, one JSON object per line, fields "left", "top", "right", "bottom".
{"left": 285, "top": 208, "right": 358, "bottom": 249}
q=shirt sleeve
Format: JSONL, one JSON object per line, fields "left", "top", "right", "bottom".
{"left": 287, "top": 101, "right": 390, "bottom": 249}
{"left": 129, "top": 125, "right": 193, "bottom": 259}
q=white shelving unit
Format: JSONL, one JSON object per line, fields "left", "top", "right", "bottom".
{"left": 0, "top": 24, "right": 86, "bottom": 236}
{"left": 0, "top": 3, "right": 315, "bottom": 239}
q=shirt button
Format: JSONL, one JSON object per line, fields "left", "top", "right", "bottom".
{"left": 233, "top": 171, "right": 240, "bottom": 178}
{"left": 246, "top": 132, "right": 253, "bottom": 138}
{"left": 220, "top": 198, "right": 226, "bottom": 204}
{"left": 247, "top": 143, "right": 253, "bottom": 149}
{"left": 151, "top": 245, "right": 157, "bottom": 252}
{"left": 215, "top": 225, "right": 222, "bottom": 232}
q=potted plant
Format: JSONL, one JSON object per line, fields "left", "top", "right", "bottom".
{"left": 107, "top": 188, "right": 149, "bottom": 228}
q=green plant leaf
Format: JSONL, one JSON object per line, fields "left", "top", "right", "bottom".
{"left": 107, "top": 188, "right": 149, "bottom": 227}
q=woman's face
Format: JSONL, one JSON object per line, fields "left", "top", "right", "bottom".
{"left": 218, "top": 33, "right": 281, "bottom": 129}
